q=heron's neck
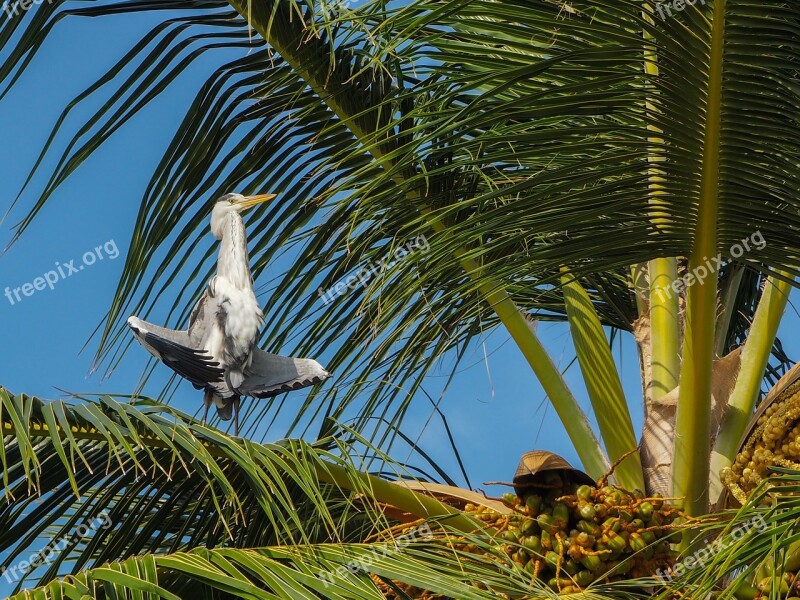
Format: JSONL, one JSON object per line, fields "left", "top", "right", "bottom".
{"left": 218, "top": 213, "right": 253, "bottom": 289}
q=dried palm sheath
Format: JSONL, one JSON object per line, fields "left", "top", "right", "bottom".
{"left": 641, "top": 348, "right": 742, "bottom": 498}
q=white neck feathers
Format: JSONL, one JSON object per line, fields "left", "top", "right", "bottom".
{"left": 217, "top": 212, "right": 252, "bottom": 289}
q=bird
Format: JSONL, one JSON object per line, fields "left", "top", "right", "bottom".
{"left": 127, "top": 192, "right": 330, "bottom": 435}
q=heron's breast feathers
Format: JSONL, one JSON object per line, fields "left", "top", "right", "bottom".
{"left": 202, "top": 276, "right": 263, "bottom": 371}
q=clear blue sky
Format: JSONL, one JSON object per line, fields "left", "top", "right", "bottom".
{"left": 0, "top": 6, "right": 799, "bottom": 596}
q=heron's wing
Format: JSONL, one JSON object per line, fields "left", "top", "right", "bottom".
{"left": 239, "top": 348, "right": 330, "bottom": 398}
{"left": 188, "top": 279, "right": 217, "bottom": 342}
{"left": 127, "top": 316, "right": 225, "bottom": 388}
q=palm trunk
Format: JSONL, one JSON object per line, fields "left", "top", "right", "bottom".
{"left": 640, "top": 348, "right": 741, "bottom": 497}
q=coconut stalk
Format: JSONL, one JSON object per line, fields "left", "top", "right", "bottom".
{"left": 639, "top": 2, "right": 682, "bottom": 496}
{"left": 672, "top": 0, "right": 728, "bottom": 518}
{"left": 641, "top": 5, "right": 681, "bottom": 403}
{"left": 649, "top": 259, "right": 681, "bottom": 400}
{"left": 714, "top": 263, "right": 745, "bottom": 356}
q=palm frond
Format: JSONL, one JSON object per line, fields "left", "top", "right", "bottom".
{"left": 0, "top": 386, "right": 479, "bottom": 593}
{"left": 4, "top": 528, "right": 660, "bottom": 600}
{"left": 659, "top": 468, "right": 800, "bottom": 599}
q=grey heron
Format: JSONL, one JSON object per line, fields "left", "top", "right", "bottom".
{"left": 127, "top": 192, "right": 330, "bottom": 434}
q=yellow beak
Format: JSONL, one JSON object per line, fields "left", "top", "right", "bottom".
{"left": 237, "top": 193, "right": 277, "bottom": 209}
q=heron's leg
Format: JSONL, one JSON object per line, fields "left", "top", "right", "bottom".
{"left": 202, "top": 389, "right": 213, "bottom": 425}
{"left": 233, "top": 396, "right": 241, "bottom": 436}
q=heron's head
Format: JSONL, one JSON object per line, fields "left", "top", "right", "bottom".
{"left": 210, "top": 193, "right": 276, "bottom": 239}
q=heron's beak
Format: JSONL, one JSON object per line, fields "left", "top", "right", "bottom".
{"left": 238, "top": 193, "right": 277, "bottom": 209}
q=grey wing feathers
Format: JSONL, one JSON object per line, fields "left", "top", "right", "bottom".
{"left": 127, "top": 316, "right": 224, "bottom": 388}
{"left": 188, "top": 281, "right": 215, "bottom": 338}
{"left": 239, "top": 348, "right": 330, "bottom": 398}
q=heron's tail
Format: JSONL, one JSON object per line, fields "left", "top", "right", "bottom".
{"left": 211, "top": 393, "right": 234, "bottom": 421}
{"left": 205, "top": 373, "right": 242, "bottom": 421}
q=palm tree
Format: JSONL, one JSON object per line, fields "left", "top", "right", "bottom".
{"left": 2, "top": 0, "right": 800, "bottom": 596}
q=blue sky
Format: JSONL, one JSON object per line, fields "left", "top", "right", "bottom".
{"left": 0, "top": 4, "right": 799, "bottom": 596}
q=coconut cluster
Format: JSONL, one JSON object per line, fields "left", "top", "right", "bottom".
{"left": 722, "top": 382, "right": 800, "bottom": 505}
{"left": 750, "top": 572, "right": 800, "bottom": 598}
{"left": 478, "top": 476, "right": 680, "bottom": 594}
{"left": 376, "top": 474, "right": 680, "bottom": 598}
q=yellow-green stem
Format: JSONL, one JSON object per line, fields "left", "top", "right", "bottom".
{"left": 477, "top": 277, "right": 609, "bottom": 479}
{"left": 714, "top": 264, "right": 745, "bottom": 356}
{"left": 672, "top": 0, "right": 728, "bottom": 517}
{"left": 642, "top": 4, "right": 681, "bottom": 404}
{"left": 709, "top": 273, "right": 793, "bottom": 502}
{"left": 649, "top": 259, "right": 681, "bottom": 401}
{"left": 561, "top": 270, "right": 645, "bottom": 490}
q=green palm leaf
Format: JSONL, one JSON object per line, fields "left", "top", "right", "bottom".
{"left": 4, "top": 529, "right": 660, "bottom": 599}
{"left": 0, "top": 386, "right": 479, "bottom": 594}
{"left": 655, "top": 468, "right": 800, "bottom": 599}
